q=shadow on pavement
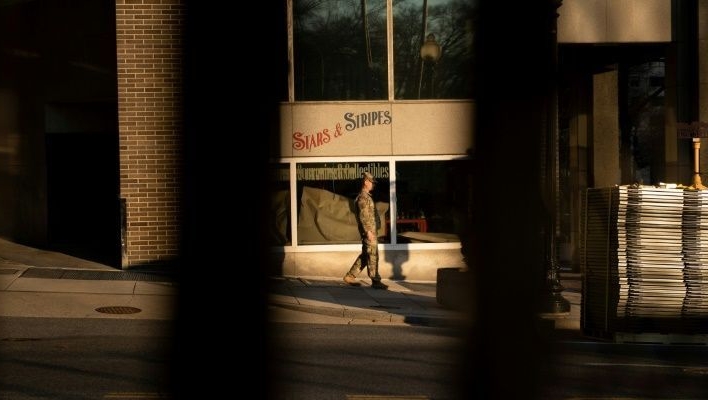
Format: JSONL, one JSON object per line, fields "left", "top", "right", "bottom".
{"left": 267, "top": 276, "right": 469, "bottom": 328}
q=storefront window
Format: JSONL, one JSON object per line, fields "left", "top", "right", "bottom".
{"left": 393, "top": 0, "right": 477, "bottom": 100}
{"left": 269, "top": 163, "right": 291, "bottom": 246}
{"left": 293, "top": 0, "right": 387, "bottom": 101}
{"left": 291, "top": 0, "right": 477, "bottom": 101}
{"left": 395, "top": 160, "right": 470, "bottom": 243}
{"left": 296, "top": 162, "right": 390, "bottom": 245}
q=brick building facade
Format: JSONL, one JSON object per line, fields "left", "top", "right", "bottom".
{"left": 0, "top": 0, "right": 188, "bottom": 269}
{"left": 115, "top": 0, "right": 184, "bottom": 267}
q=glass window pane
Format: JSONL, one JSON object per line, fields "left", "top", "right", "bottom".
{"left": 269, "top": 163, "right": 291, "bottom": 246}
{"left": 395, "top": 160, "right": 470, "bottom": 243}
{"left": 294, "top": 0, "right": 388, "bottom": 101}
{"left": 296, "top": 162, "right": 390, "bottom": 245}
{"left": 393, "top": 0, "right": 478, "bottom": 100}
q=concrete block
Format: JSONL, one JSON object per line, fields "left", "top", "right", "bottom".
{"left": 436, "top": 267, "right": 473, "bottom": 311}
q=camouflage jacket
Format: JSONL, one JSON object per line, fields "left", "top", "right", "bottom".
{"left": 355, "top": 190, "right": 380, "bottom": 236}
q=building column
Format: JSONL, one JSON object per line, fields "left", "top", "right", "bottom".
{"left": 698, "top": 0, "right": 708, "bottom": 174}
{"left": 674, "top": 0, "right": 698, "bottom": 184}
{"left": 115, "top": 0, "right": 185, "bottom": 268}
{"left": 592, "top": 69, "right": 621, "bottom": 187}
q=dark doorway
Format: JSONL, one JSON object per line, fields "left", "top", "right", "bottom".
{"left": 46, "top": 131, "right": 120, "bottom": 267}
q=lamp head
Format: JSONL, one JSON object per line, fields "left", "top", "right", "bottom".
{"left": 420, "top": 33, "right": 441, "bottom": 62}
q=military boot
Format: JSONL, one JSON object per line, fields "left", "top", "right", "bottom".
{"left": 343, "top": 274, "right": 361, "bottom": 286}
{"left": 371, "top": 280, "right": 388, "bottom": 290}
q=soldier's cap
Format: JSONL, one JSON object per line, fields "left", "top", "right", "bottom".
{"left": 362, "top": 171, "right": 376, "bottom": 183}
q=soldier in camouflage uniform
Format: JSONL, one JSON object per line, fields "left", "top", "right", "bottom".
{"left": 343, "top": 171, "right": 388, "bottom": 290}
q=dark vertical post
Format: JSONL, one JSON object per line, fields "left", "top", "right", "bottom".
{"left": 674, "top": 0, "right": 700, "bottom": 185}
{"left": 460, "top": 0, "right": 566, "bottom": 398}
{"left": 539, "top": 0, "right": 571, "bottom": 315}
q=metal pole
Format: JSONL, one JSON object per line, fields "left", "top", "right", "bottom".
{"left": 417, "top": 0, "right": 429, "bottom": 99}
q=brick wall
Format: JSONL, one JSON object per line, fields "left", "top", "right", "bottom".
{"left": 115, "top": 0, "right": 184, "bottom": 268}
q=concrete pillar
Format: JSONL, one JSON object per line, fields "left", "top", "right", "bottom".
{"left": 699, "top": 1, "right": 708, "bottom": 175}
{"left": 592, "top": 69, "right": 621, "bottom": 187}
{"left": 674, "top": 0, "right": 699, "bottom": 184}
{"left": 566, "top": 77, "right": 590, "bottom": 272}
{"left": 665, "top": 45, "right": 680, "bottom": 183}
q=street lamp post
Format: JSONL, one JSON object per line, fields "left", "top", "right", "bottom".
{"left": 418, "top": 33, "right": 441, "bottom": 98}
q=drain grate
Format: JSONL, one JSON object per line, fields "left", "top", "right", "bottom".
{"left": 22, "top": 267, "right": 175, "bottom": 283}
{"left": 95, "top": 306, "right": 142, "bottom": 314}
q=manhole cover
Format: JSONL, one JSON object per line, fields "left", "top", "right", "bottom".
{"left": 95, "top": 306, "right": 142, "bottom": 314}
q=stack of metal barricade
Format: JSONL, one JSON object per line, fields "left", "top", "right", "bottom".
{"left": 581, "top": 186, "right": 708, "bottom": 340}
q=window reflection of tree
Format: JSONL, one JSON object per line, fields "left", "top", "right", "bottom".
{"left": 294, "top": 0, "right": 387, "bottom": 100}
{"left": 293, "top": 0, "right": 476, "bottom": 101}
{"left": 393, "top": 0, "right": 477, "bottom": 100}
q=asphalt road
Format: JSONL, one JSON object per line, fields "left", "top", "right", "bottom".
{"left": 2, "top": 309, "right": 707, "bottom": 400}
{"left": 266, "top": 308, "right": 708, "bottom": 400}
{"left": 267, "top": 320, "right": 466, "bottom": 400}
{"left": 0, "top": 317, "right": 175, "bottom": 400}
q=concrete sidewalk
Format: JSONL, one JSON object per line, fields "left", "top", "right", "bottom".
{"left": 268, "top": 274, "right": 583, "bottom": 331}
{"left": 0, "top": 237, "right": 582, "bottom": 333}
{"left": 269, "top": 275, "right": 469, "bottom": 327}
{"left": 0, "top": 267, "right": 177, "bottom": 320}
{"left": 0, "top": 238, "right": 177, "bottom": 320}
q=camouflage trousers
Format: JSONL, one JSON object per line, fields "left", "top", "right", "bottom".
{"left": 346, "top": 237, "right": 382, "bottom": 282}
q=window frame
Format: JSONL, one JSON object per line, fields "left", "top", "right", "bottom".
{"left": 273, "top": 154, "right": 470, "bottom": 252}
{"left": 287, "top": 0, "right": 476, "bottom": 103}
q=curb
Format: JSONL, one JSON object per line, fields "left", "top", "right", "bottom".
{"left": 269, "top": 301, "right": 468, "bottom": 328}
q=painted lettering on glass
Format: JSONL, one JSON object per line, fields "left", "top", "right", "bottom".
{"left": 343, "top": 110, "right": 392, "bottom": 131}
{"left": 292, "top": 110, "right": 392, "bottom": 151}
